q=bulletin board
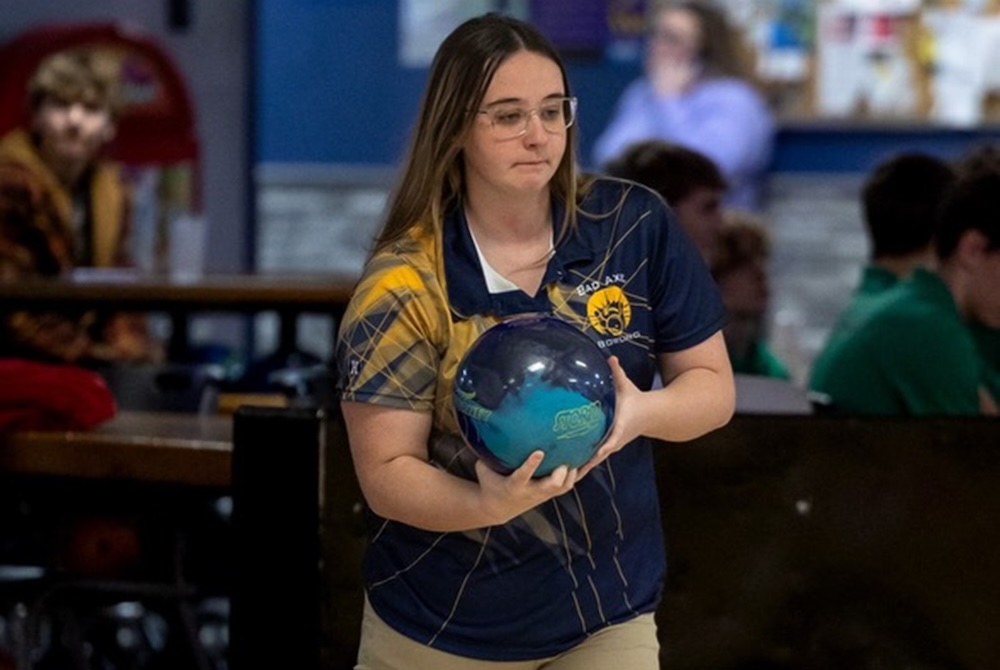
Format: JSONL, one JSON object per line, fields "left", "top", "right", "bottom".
{"left": 807, "top": 0, "right": 1000, "bottom": 125}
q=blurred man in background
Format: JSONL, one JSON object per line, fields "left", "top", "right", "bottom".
{"left": 0, "top": 48, "right": 160, "bottom": 364}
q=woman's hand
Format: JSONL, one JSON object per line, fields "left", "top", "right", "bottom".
{"left": 344, "top": 401, "right": 582, "bottom": 532}
{"left": 646, "top": 53, "right": 701, "bottom": 97}
{"left": 578, "top": 356, "right": 640, "bottom": 478}
{"left": 474, "top": 451, "right": 578, "bottom": 525}
{"left": 577, "top": 333, "right": 736, "bottom": 479}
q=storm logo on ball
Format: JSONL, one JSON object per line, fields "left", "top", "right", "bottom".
{"left": 453, "top": 389, "right": 492, "bottom": 422}
{"left": 553, "top": 400, "right": 605, "bottom": 440}
{"left": 452, "top": 314, "right": 616, "bottom": 477}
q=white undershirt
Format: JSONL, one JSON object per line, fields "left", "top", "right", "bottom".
{"left": 467, "top": 224, "right": 529, "bottom": 294}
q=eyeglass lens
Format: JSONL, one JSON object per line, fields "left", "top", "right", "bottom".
{"left": 483, "top": 97, "right": 576, "bottom": 138}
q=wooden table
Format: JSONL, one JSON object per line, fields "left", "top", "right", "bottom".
{"left": 0, "top": 269, "right": 358, "bottom": 359}
{"left": 0, "top": 411, "right": 233, "bottom": 488}
{"left": 0, "top": 411, "right": 236, "bottom": 667}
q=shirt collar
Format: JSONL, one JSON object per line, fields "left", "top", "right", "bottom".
{"left": 443, "top": 197, "right": 599, "bottom": 319}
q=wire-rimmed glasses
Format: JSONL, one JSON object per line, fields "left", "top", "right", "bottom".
{"left": 476, "top": 96, "right": 577, "bottom": 140}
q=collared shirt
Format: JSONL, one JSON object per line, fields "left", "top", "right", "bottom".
{"left": 810, "top": 265, "right": 899, "bottom": 391}
{"left": 810, "top": 268, "right": 983, "bottom": 415}
{"left": 336, "top": 177, "right": 726, "bottom": 660}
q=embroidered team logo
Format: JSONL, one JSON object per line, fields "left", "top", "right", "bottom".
{"left": 587, "top": 286, "right": 631, "bottom": 337}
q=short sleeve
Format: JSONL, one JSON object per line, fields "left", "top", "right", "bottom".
{"left": 336, "top": 255, "right": 446, "bottom": 411}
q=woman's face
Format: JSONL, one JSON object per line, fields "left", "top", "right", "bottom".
{"left": 648, "top": 6, "right": 702, "bottom": 67}
{"left": 462, "top": 50, "right": 568, "bottom": 201}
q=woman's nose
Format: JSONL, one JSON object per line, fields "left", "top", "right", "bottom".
{"left": 522, "top": 112, "right": 548, "bottom": 143}
{"left": 65, "top": 103, "right": 87, "bottom": 124}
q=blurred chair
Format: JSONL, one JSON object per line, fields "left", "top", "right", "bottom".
{"left": 734, "top": 374, "right": 814, "bottom": 415}
{"left": 95, "top": 362, "right": 227, "bottom": 414}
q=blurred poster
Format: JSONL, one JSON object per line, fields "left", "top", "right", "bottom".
{"left": 816, "top": 5, "right": 917, "bottom": 117}
{"left": 605, "top": 0, "right": 647, "bottom": 62}
{"left": 816, "top": 6, "right": 865, "bottom": 116}
{"left": 924, "top": 9, "right": 1000, "bottom": 126}
{"left": 747, "top": 0, "right": 813, "bottom": 84}
{"left": 529, "top": 0, "right": 608, "bottom": 57}
{"left": 399, "top": 0, "right": 527, "bottom": 67}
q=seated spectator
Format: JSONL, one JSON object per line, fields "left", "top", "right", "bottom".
{"left": 604, "top": 139, "right": 726, "bottom": 264}
{"left": 810, "top": 153, "right": 956, "bottom": 402}
{"left": 809, "top": 170, "right": 1000, "bottom": 415}
{"left": 856, "top": 153, "right": 955, "bottom": 299}
{"left": 0, "top": 49, "right": 161, "bottom": 365}
{"left": 954, "top": 144, "right": 1000, "bottom": 406}
{"left": 592, "top": 0, "right": 774, "bottom": 210}
{"left": 712, "top": 212, "right": 789, "bottom": 379}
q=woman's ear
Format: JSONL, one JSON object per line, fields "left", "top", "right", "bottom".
{"left": 955, "top": 229, "right": 992, "bottom": 271}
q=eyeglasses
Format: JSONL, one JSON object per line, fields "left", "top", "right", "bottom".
{"left": 649, "top": 28, "right": 697, "bottom": 50}
{"left": 476, "top": 96, "right": 577, "bottom": 140}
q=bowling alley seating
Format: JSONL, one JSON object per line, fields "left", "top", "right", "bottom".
{"left": 228, "top": 406, "right": 1000, "bottom": 670}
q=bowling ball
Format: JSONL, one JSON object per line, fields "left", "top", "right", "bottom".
{"left": 452, "top": 314, "right": 616, "bottom": 477}
{"left": 60, "top": 515, "right": 141, "bottom": 578}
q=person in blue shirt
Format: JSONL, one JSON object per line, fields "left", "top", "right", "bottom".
{"left": 336, "top": 12, "right": 735, "bottom": 669}
{"left": 593, "top": 0, "right": 774, "bottom": 211}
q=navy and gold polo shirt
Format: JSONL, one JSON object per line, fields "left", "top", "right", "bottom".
{"left": 336, "top": 177, "right": 725, "bottom": 661}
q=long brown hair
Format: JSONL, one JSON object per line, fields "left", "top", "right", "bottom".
{"left": 372, "top": 13, "right": 587, "bottom": 257}
{"left": 649, "top": 1, "right": 752, "bottom": 81}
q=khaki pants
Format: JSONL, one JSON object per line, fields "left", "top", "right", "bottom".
{"left": 354, "top": 598, "right": 660, "bottom": 670}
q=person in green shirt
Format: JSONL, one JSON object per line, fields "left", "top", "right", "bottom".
{"left": 820, "top": 152, "right": 956, "bottom": 350}
{"left": 809, "top": 170, "right": 1000, "bottom": 415}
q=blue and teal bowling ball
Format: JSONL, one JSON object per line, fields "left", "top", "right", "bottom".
{"left": 452, "top": 314, "right": 616, "bottom": 477}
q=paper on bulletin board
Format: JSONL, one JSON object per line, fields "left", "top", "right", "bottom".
{"left": 835, "top": 0, "right": 919, "bottom": 11}
{"left": 815, "top": 6, "right": 866, "bottom": 116}
{"left": 859, "top": 12, "right": 917, "bottom": 116}
{"left": 398, "top": 0, "right": 528, "bottom": 67}
{"left": 923, "top": 9, "right": 1000, "bottom": 126}
{"left": 815, "top": 5, "right": 918, "bottom": 118}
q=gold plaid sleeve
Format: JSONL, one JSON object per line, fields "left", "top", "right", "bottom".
{"left": 337, "top": 252, "right": 449, "bottom": 411}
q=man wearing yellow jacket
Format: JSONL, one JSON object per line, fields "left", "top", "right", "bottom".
{"left": 0, "top": 48, "right": 160, "bottom": 364}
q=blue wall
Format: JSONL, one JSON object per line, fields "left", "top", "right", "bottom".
{"left": 256, "top": 0, "right": 1000, "bottom": 174}
{"left": 256, "top": 0, "right": 641, "bottom": 169}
